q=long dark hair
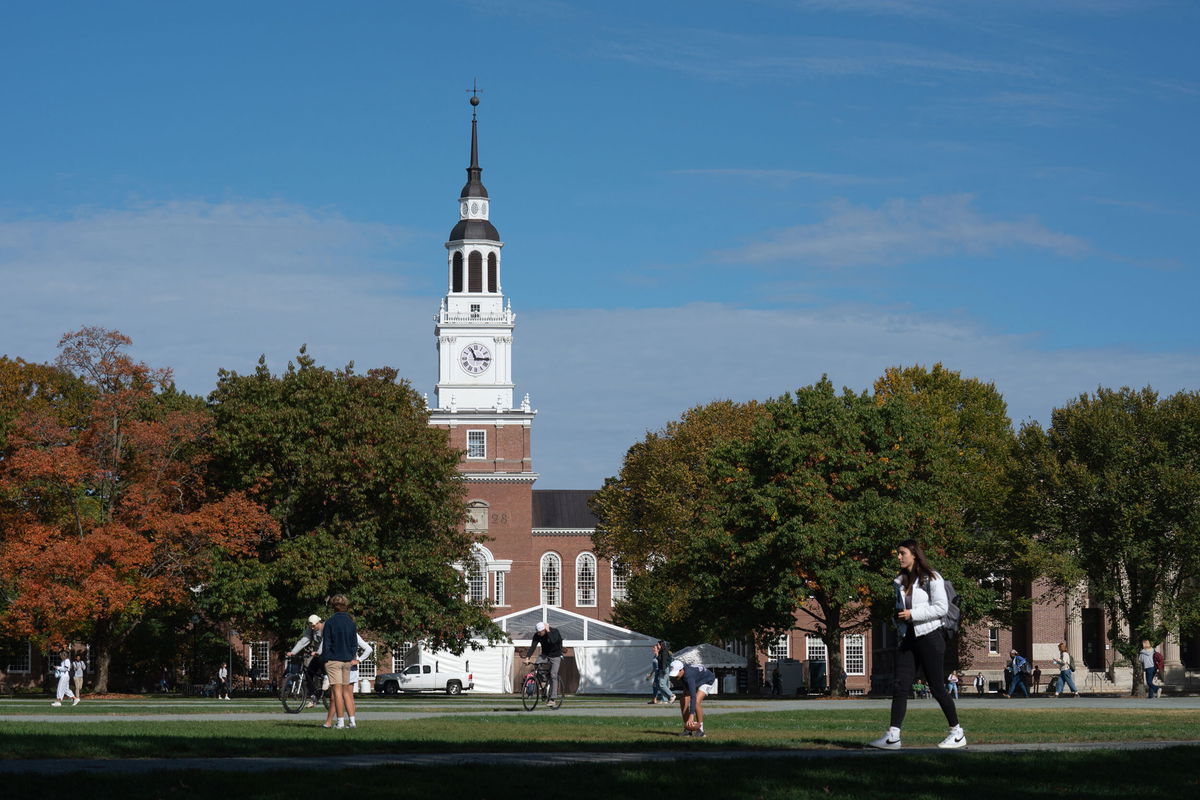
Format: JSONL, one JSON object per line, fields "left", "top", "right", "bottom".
{"left": 897, "top": 538, "right": 937, "bottom": 591}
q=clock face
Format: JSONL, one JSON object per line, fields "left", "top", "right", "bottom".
{"left": 459, "top": 342, "right": 492, "bottom": 375}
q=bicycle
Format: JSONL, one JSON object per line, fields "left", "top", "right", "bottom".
{"left": 519, "top": 659, "right": 563, "bottom": 711}
{"left": 280, "top": 655, "right": 331, "bottom": 714}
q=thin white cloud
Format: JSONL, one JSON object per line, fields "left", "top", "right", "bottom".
{"left": 2, "top": 201, "right": 1193, "bottom": 491}
{"left": 721, "top": 194, "right": 1089, "bottom": 268}
{"left": 672, "top": 169, "right": 882, "bottom": 187}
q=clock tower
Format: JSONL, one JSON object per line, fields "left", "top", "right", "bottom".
{"left": 428, "top": 92, "right": 538, "bottom": 612}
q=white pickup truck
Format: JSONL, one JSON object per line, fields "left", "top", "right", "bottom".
{"left": 374, "top": 663, "right": 474, "bottom": 695}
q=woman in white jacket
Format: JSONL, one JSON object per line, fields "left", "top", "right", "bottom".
{"left": 870, "top": 539, "right": 965, "bottom": 750}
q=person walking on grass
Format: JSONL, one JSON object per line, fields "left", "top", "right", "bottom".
{"left": 51, "top": 650, "right": 78, "bottom": 707}
{"left": 321, "top": 593, "right": 360, "bottom": 729}
{"left": 217, "top": 662, "right": 231, "bottom": 700}
{"left": 669, "top": 659, "right": 716, "bottom": 738}
{"left": 974, "top": 672, "right": 985, "bottom": 696}
{"left": 71, "top": 652, "right": 86, "bottom": 700}
{"left": 947, "top": 671, "right": 959, "bottom": 699}
{"left": 869, "top": 539, "right": 965, "bottom": 750}
{"left": 1052, "top": 641, "right": 1080, "bottom": 697}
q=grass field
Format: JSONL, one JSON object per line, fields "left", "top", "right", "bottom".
{"left": 4, "top": 699, "right": 1198, "bottom": 798}
{"left": 2, "top": 704, "right": 1198, "bottom": 758}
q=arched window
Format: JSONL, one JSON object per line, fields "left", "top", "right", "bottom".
{"left": 468, "top": 251, "right": 483, "bottom": 292}
{"left": 576, "top": 553, "right": 597, "bottom": 607}
{"left": 452, "top": 252, "right": 463, "bottom": 293}
{"left": 467, "top": 553, "right": 488, "bottom": 604}
{"left": 540, "top": 553, "right": 561, "bottom": 606}
{"left": 487, "top": 252, "right": 498, "bottom": 292}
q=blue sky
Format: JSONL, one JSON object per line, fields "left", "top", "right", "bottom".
{"left": 2, "top": 1, "right": 1197, "bottom": 488}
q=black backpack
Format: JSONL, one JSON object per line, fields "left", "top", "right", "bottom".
{"left": 942, "top": 580, "right": 962, "bottom": 638}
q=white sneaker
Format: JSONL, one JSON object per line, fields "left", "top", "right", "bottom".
{"left": 51, "top": 701, "right": 62, "bottom": 707}
{"left": 938, "top": 727, "right": 967, "bottom": 749}
{"left": 72, "top": 697, "right": 80, "bottom": 706}
{"left": 869, "top": 731, "right": 901, "bottom": 750}
{"left": 348, "top": 720, "right": 356, "bottom": 729}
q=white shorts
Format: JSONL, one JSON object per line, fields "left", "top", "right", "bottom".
{"left": 698, "top": 680, "right": 718, "bottom": 696}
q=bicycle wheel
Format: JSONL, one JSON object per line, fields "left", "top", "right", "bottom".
{"left": 280, "top": 673, "right": 308, "bottom": 714}
{"left": 520, "top": 676, "right": 540, "bottom": 711}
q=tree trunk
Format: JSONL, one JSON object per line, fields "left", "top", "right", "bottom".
{"left": 745, "top": 635, "right": 762, "bottom": 695}
{"left": 95, "top": 647, "right": 112, "bottom": 695}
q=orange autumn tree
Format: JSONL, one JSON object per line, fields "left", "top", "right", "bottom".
{"left": 0, "top": 328, "right": 278, "bottom": 691}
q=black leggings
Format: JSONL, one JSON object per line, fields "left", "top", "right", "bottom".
{"left": 890, "top": 628, "right": 958, "bottom": 729}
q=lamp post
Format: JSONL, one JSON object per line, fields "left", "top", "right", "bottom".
{"left": 229, "top": 629, "right": 238, "bottom": 697}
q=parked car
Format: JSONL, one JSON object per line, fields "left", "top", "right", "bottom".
{"left": 375, "top": 663, "right": 474, "bottom": 695}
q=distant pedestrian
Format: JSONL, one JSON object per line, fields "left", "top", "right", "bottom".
{"left": 973, "top": 672, "right": 985, "bottom": 696}
{"left": 1051, "top": 641, "right": 1080, "bottom": 697}
{"left": 1138, "top": 640, "right": 1160, "bottom": 699}
{"left": 771, "top": 665, "right": 782, "bottom": 696}
{"left": 646, "top": 642, "right": 672, "bottom": 704}
{"left": 1006, "top": 650, "right": 1029, "bottom": 697}
{"left": 217, "top": 662, "right": 230, "bottom": 700}
{"left": 869, "top": 539, "right": 964, "bottom": 750}
{"left": 1032, "top": 664, "right": 1042, "bottom": 694}
{"left": 71, "top": 653, "right": 87, "bottom": 699}
{"left": 51, "top": 650, "right": 78, "bottom": 707}
{"left": 947, "top": 671, "right": 959, "bottom": 699}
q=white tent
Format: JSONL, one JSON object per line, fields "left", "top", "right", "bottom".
{"left": 419, "top": 605, "right": 658, "bottom": 694}
{"left": 672, "top": 643, "right": 748, "bottom": 669}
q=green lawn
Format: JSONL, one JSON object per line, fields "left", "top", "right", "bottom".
{"left": 2, "top": 706, "right": 1198, "bottom": 759}
{"left": 6, "top": 748, "right": 1200, "bottom": 800}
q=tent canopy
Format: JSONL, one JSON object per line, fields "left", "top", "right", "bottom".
{"left": 673, "top": 643, "right": 747, "bottom": 669}
{"left": 492, "top": 605, "right": 657, "bottom": 644}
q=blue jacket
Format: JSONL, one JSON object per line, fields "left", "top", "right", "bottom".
{"left": 321, "top": 611, "right": 359, "bottom": 662}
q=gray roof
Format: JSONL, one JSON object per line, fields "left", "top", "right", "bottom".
{"left": 532, "top": 489, "right": 599, "bottom": 529}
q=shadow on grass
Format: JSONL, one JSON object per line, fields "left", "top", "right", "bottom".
{"left": 6, "top": 747, "right": 1200, "bottom": 800}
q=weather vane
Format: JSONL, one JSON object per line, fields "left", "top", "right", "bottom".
{"left": 466, "top": 79, "right": 482, "bottom": 117}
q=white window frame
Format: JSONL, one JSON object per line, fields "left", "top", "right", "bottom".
{"left": 357, "top": 642, "right": 378, "bottom": 679}
{"left": 988, "top": 627, "right": 1000, "bottom": 655}
{"left": 576, "top": 553, "right": 597, "bottom": 607}
{"left": 4, "top": 641, "right": 31, "bottom": 673}
{"left": 844, "top": 634, "right": 866, "bottom": 676}
{"left": 610, "top": 559, "right": 628, "bottom": 603}
{"left": 467, "top": 553, "right": 488, "bottom": 604}
{"left": 540, "top": 552, "right": 561, "bottom": 606}
{"left": 249, "top": 641, "right": 270, "bottom": 680}
{"left": 806, "top": 636, "right": 828, "bottom": 664}
{"left": 466, "top": 430, "right": 486, "bottom": 460}
{"left": 768, "top": 634, "right": 790, "bottom": 660}
{"left": 494, "top": 570, "right": 506, "bottom": 606}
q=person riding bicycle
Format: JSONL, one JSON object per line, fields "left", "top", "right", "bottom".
{"left": 285, "top": 614, "right": 325, "bottom": 706}
{"left": 524, "top": 621, "right": 564, "bottom": 710}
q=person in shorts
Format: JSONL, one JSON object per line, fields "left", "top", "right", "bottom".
{"left": 321, "top": 594, "right": 360, "bottom": 728}
{"left": 669, "top": 659, "right": 717, "bottom": 738}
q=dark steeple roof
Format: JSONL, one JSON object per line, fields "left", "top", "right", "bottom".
{"left": 449, "top": 92, "right": 500, "bottom": 243}
{"left": 459, "top": 111, "right": 489, "bottom": 200}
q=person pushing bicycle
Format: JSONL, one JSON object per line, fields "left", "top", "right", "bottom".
{"left": 524, "top": 621, "right": 564, "bottom": 710}
{"left": 285, "top": 614, "right": 325, "bottom": 706}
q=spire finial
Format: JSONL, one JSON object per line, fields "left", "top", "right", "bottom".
{"left": 466, "top": 79, "right": 481, "bottom": 120}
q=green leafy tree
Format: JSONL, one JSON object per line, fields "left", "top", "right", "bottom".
{"left": 1011, "top": 386, "right": 1200, "bottom": 693}
{"left": 695, "top": 378, "right": 963, "bottom": 694}
{"left": 590, "top": 400, "right": 763, "bottom": 647}
{"left": 207, "top": 348, "right": 500, "bottom": 654}
{"left": 874, "top": 363, "right": 1016, "bottom": 665}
